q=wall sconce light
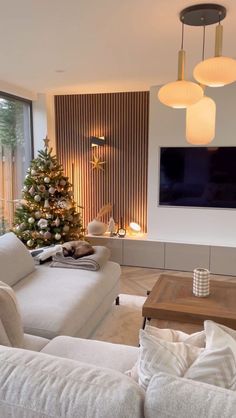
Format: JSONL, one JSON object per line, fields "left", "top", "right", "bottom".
{"left": 90, "top": 136, "right": 105, "bottom": 147}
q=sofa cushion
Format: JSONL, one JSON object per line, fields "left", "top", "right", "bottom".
{"left": 185, "top": 321, "right": 236, "bottom": 390}
{"left": 145, "top": 372, "right": 236, "bottom": 418}
{"left": 14, "top": 261, "right": 121, "bottom": 339}
{"left": 0, "top": 281, "right": 24, "bottom": 348}
{"left": 0, "top": 232, "right": 35, "bottom": 286}
{"left": 138, "top": 329, "right": 202, "bottom": 390}
{"left": 0, "top": 345, "right": 144, "bottom": 418}
{"left": 23, "top": 334, "right": 50, "bottom": 352}
{"left": 42, "top": 336, "right": 139, "bottom": 372}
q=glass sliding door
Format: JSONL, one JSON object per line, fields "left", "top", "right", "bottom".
{"left": 0, "top": 93, "right": 33, "bottom": 233}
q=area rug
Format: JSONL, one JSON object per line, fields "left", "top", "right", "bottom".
{"left": 91, "top": 294, "right": 146, "bottom": 347}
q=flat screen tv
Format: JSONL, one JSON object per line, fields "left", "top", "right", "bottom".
{"left": 159, "top": 147, "right": 236, "bottom": 208}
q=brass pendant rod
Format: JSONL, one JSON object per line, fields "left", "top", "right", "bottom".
{"left": 177, "top": 49, "right": 185, "bottom": 80}
{"left": 215, "top": 23, "right": 223, "bottom": 57}
{"left": 178, "top": 22, "right": 185, "bottom": 81}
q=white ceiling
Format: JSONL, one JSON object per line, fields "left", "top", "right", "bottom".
{"left": 0, "top": 0, "right": 235, "bottom": 94}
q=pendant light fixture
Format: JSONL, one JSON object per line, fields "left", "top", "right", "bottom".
{"left": 158, "top": 22, "right": 203, "bottom": 108}
{"left": 186, "top": 25, "right": 216, "bottom": 144}
{"left": 194, "top": 14, "right": 236, "bottom": 87}
{"left": 186, "top": 94, "right": 216, "bottom": 144}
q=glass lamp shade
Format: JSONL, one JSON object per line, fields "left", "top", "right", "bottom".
{"left": 129, "top": 222, "right": 141, "bottom": 232}
{"left": 158, "top": 80, "right": 203, "bottom": 109}
{"left": 186, "top": 96, "right": 216, "bottom": 145}
{"left": 194, "top": 56, "right": 236, "bottom": 87}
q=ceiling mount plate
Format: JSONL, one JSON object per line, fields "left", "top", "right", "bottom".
{"left": 180, "top": 3, "right": 226, "bottom": 26}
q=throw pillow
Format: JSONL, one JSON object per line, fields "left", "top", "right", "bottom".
{"left": 138, "top": 329, "right": 202, "bottom": 390}
{"left": 185, "top": 321, "right": 236, "bottom": 390}
{"left": 0, "top": 281, "right": 24, "bottom": 348}
{"left": 145, "top": 324, "right": 205, "bottom": 347}
{"left": 0, "top": 232, "right": 35, "bottom": 286}
{"left": 126, "top": 325, "right": 205, "bottom": 383}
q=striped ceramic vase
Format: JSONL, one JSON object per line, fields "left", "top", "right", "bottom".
{"left": 193, "top": 268, "right": 210, "bottom": 297}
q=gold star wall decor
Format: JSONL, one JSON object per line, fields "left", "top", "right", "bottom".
{"left": 90, "top": 155, "right": 106, "bottom": 171}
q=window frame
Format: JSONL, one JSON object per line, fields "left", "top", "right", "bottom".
{"left": 0, "top": 91, "right": 34, "bottom": 158}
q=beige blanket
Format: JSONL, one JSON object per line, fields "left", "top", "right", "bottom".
{"left": 50, "top": 246, "right": 111, "bottom": 271}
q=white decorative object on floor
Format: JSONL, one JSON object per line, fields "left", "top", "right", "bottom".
{"left": 87, "top": 219, "right": 107, "bottom": 235}
{"left": 193, "top": 268, "right": 210, "bottom": 297}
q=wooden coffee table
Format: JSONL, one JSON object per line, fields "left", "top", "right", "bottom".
{"left": 142, "top": 274, "right": 236, "bottom": 330}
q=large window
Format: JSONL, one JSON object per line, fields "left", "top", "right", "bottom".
{"left": 0, "top": 93, "right": 33, "bottom": 233}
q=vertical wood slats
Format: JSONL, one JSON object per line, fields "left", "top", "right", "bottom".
{"left": 55, "top": 91, "right": 149, "bottom": 232}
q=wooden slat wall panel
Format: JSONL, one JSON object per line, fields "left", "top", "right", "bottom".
{"left": 55, "top": 92, "right": 149, "bottom": 232}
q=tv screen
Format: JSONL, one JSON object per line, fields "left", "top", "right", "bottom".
{"left": 159, "top": 147, "right": 236, "bottom": 208}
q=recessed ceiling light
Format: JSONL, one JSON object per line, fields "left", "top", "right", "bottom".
{"left": 55, "top": 69, "right": 65, "bottom": 73}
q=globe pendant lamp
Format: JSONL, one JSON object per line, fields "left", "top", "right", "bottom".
{"left": 194, "top": 16, "right": 236, "bottom": 87}
{"left": 158, "top": 23, "right": 203, "bottom": 109}
{"left": 186, "top": 95, "right": 216, "bottom": 144}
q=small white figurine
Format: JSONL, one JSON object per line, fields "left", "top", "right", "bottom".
{"left": 108, "top": 217, "right": 116, "bottom": 236}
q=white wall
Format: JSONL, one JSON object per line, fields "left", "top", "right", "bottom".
{"left": 0, "top": 80, "right": 37, "bottom": 101}
{"left": 148, "top": 83, "right": 236, "bottom": 246}
{"left": 32, "top": 94, "right": 56, "bottom": 155}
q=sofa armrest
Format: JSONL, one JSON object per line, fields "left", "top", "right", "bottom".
{"left": 145, "top": 372, "right": 236, "bottom": 418}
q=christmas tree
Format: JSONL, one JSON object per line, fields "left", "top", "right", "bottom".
{"left": 13, "top": 137, "right": 83, "bottom": 248}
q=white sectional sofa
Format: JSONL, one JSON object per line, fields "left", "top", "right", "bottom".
{"left": 1, "top": 336, "right": 236, "bottom": 418}
{"left": 0, "top": 232, "right": 120, "bottom": 339}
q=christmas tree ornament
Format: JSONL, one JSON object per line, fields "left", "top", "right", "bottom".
{"left": 27, "top": 239, "right": 34, "bottom": 247}
{"left": 44, "top": 177, "right": 50, "bottom": 183}
{"left": 23, "top": 185, "right": 28, "bottom": 192}
{"left": 16, "top": 225, "right": 21, "bottom": 232}
{"left": 55, "top": 233, "right": 61, "bottom": 240}
{"left": 35, "top": 211, "right": 41, "bottom": 219}
{"left": 63, "top": 225, "right": 70, "bottom": 232}
{"left": 55, "top": 217, "right": 60, "bottom": 227}
{"left": 31, "top": 169, "right": 37, "bottom": 175}
{"left": 38, "top": 218, "right": 48, "bottom": 229}
{"left": 49, "top": 186, "right": 56, "bottom": 194}
{"left": 45, "top": 213, "right": 52, "bottom": 219}
{"left": 28, "top": 217, "right": 35, "bottom": 224}
{"left": 20, "top": 222, "right": 27, "bottom": 230}
{"left": 43, "top": 136, "right": 50, "bottom": 148}
{"left": 34, "top": 195, "right": 41, "bottom": 202}
{"left": 25, "top": 174, "right": 30, "bottom": 179}
{"left": 60, "top": 179, "right": 67, "bottom": 186}
{"left": 44, "top": 231, "right": 52, "bottom": 240}
{"left": 44, "top": 199, "right": 50, "bottom": 208}
{"left": 29, "top": 186, "right": 35, "bottom": 196}
{"left": 68, "top": 215, "right": 73, "bottom": 221}
{"left": 38, "top": 185, "right": 46, "bottom": 192}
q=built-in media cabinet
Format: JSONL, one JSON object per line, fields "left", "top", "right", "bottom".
{"left": 87, "top": 235, "right": 236, "bottom": 276}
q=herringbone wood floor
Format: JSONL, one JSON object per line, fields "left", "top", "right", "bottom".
{"left": 120, "top": 266, "right": 236, "bottom": 296}
{"left": 120, "top": 266, "right": 236, "bottom": 332}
